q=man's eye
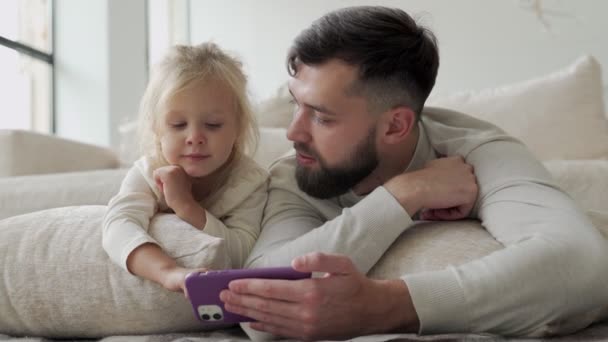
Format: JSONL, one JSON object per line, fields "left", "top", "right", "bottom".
{"left": 313, "top": 115, "right": 331, "bottom": 125}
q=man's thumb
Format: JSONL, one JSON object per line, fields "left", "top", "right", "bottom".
{"left": 292, "top": 252, "right": 355, "bottom": 275}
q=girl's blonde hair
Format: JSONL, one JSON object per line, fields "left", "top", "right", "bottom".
{"left": 137, "top": 42, "right": 258, "bottom": 171}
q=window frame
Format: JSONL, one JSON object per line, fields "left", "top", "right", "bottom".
{"left": 0, "top": 0, "right": 55, "bottom": 133}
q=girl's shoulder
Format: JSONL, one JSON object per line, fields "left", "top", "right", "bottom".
{"left": 206, "top": 155, "right": 269, "bottom": 215}
{"left": 229, "top": 155, "right": 270, "bottom": 185}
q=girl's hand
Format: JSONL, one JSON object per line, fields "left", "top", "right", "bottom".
{"left": 161, "top": 266, "right": 209, "bottom": 297}
{"left": 153, "top": 165, "right": 197, "bottom": 214}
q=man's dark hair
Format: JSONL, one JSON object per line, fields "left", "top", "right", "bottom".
{"left": 287, "top": 6, "right": 439, "bottom": 116}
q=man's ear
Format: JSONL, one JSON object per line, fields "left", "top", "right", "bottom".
{"left": 380, "top": 106, "right": 417, "bottom": 144}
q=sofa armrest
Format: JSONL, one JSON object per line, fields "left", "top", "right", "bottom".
{"left": 0, "top": 130, "right": 120, "bottom": 177}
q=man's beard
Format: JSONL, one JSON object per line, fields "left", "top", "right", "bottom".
{"left": 295, "top": 128, "right": 378, "bottom": 199}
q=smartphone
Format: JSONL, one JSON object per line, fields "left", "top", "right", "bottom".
{"left": 185, "top": 267, "right": 312, "bottom": 325}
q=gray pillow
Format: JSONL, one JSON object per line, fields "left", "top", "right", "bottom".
{"left": 0, "top": 205, "right": 229, "bottom": 338}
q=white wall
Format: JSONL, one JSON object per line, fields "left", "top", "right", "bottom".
{"left": 189, "top": 0, "right": 608, "bottom": 103}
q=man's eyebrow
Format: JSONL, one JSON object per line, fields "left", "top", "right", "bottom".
{"left": 288, "top": 88, "right": 338, "bottom": 116}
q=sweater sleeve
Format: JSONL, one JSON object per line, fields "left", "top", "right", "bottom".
{"left": 201, "top": 177, "right": 268, "bottom": 268}
{"left": 402, "top": 139, "right": 608, "bottom": 336}
{"left": 101, "top": 164, "right": 160, "bottom": 271}
{"left": 245, "top": 160, "right": 413, "bottom": 273}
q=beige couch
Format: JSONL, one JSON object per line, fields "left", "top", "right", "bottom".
{"left": 1, "top": 55, "right": 607, "bottom": 341}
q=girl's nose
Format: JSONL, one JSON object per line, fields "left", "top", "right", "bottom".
{"left": 187, "top": 129, "right": 206, "bottom": 145}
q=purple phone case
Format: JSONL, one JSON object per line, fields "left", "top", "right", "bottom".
{"left": 185, "top": 267, "right": 312, "bottom": 324}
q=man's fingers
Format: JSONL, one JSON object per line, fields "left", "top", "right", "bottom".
{"left": 227, "top": 278, "right": 308, "bottom": 302}
{"left": 421, "top": 207, "right": 467, "bottom": 221}
{"left": 222, "top": 291, "right": 304, "bottom": 322}
{"left": 292, "top": 252, "right": 356, "bottom": 275}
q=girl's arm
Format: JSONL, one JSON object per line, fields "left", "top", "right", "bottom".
{"left": 151, "top": 158, "right": 269, "bottom": 269}
{"left": 102, "top": 163, "right": 160, "bottom": 270}
{"left": 126, "top": 242, "right": 199, "bottom": 293}
{"left": 102, "top": 160, "right": 205, "bottom": 293}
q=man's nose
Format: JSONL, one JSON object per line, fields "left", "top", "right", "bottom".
{"left": 286, "top": 108, "right": 311, "bottom": 144}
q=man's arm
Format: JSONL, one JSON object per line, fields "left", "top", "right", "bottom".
{"left": 403, "top": 139, "right": 608, "bottom": 336}
{"left": 245, "top": 156, "right": 477, "bottom": 273}
{"left": 244, "top": 156, "right": 413, "bottom": 272}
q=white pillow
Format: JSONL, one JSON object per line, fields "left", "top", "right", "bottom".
{"left": 0, "top": 206, "right": 229, "bottom": 338}
{"left": 543, "top": 159, "right": 608, "bottom": 213}
{"left": 428, "top": 55, "right": 608, "bottom": 160}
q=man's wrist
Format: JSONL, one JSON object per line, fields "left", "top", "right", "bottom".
{"left": 375, "top": 279, "right": 420, "bottom": 334}
{"left": 384, "top": 174, "right": 424, "bottom": 216}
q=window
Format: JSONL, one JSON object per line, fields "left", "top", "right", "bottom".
{"left": 0, "top": 0, "right": 53, "bottom": 133}
{"left": 147, "top": 0, "right": 190, "bottom": 68}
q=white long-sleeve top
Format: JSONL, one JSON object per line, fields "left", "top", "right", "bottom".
{"left": 103, "top": 155, "right": 269, "bottom": 270}
{"left": 245, "top": 107, "right": 608, "bottom": 336}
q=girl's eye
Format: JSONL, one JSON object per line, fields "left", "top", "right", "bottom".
{"left": 171, "top": 122, "right": 186, "bottom": 129}
{"left": 205, "top": 123, "right": 223, "bottom": 130}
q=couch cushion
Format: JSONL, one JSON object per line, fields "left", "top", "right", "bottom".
{"left": 0, "top": 129, "right": 121, "bottom": 177}
{"left": 253, "top": 127, "right": 292, "bottom": 168}
{"left": 0, "top": 205, "right": 230, "bottom": 338}
{"left": 427, "top": 55, "right": 608, "bottom": 160}
{"left": 0, "top": 168, "right": 127, "bottom": 220}
{"left": 255, "top": 83, "right": 294, "bottom": 129}
{"left": 543, "top": 159, "right": 608, "bottom": 213}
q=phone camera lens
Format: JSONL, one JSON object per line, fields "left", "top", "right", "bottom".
{"left": 202, "top": 314, "right": 211, "bottom": 320}
{"left": 213, "top": 313, "right": 222, "bottom": 320}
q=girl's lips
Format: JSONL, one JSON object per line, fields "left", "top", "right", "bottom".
{"left": 184, "top": 154, "right": 210, "bottom": 160}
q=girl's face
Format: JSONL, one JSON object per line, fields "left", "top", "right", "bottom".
{"left": 159, "top": 79, "right": 238, "bottom": 178}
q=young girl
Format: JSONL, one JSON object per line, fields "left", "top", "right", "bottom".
{"left": 102, "top": 42, "right": 268, "bottom": 294}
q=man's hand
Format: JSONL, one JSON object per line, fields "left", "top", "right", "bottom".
{"left": 220, "top": 253, "right": 419, "bottom": 340}
{"left": 384, "top": 155, "right": 478, "bottom": 220}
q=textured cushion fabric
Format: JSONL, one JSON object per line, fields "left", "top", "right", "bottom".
{"left": 0, "top": 169, "right": 127, "bottom": 220}
{"left": 0, "top": 129, "right": 121, "bottom": 177}
{"left": 368, "top": 220, "right": 501, "bottom": 278}
{"left": 427, "top": 55, "right": 608, "bottom": 160}
{"left": 0, "top": 205, "right": 230, "bottom": 338}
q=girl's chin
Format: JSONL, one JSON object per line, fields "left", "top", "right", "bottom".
{"left": 186, "top": 171, "right": 210, "bottom": 178}
{"left": 182, "top": 167, "right": 210, "bottom": 178}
